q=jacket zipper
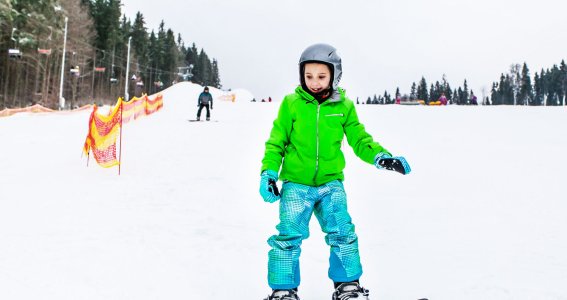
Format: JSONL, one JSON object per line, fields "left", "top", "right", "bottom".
{"left": 314, "top": 104, "right": 320, "bottom": 184}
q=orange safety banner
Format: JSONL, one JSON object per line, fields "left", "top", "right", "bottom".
{"left": 0, "top": 104, "right": 93, "bottom": 117}
{"left": 83, "top": 99, "right": 122, "bottom": 168}
{"left": 83, "top": 93, "right": 163, "bottom": 170}
{"left": 121, "top": 94, "right": 163, "bottom": 123}
{"left": 145, "top": 94, "right": 163, "bottom": 115}
{"left": 121, "top": 96, "right": 145, "bottom": 123}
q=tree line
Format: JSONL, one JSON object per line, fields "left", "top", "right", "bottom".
{"left": 363, "top": 75, "right": 478, "bottom": 105}
{"left": 364, "top": 60, "right": 567, "bottom": 106}
{"left": 491, "top": 61, "right": 567, "bottom": 106}
{"left": 0, "top": 0, "right": 221, "bottom": 110}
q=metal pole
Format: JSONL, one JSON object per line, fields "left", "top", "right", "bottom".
{"left": 124, "top": 37, "right": 132, "bottom": 101}
{"left": 91, "top": 51, "right": 96, "bottom": 101}
{"left": 118, "top": 101, "right": 123, "bottom": 175}
{"left": 59, "top": 17, "right": 68, "bottom": 110}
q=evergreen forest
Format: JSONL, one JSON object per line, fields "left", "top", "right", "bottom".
{"left": 0, "top": 0, "right": 221, "bottom": 109}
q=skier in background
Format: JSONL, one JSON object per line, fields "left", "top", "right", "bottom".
{"left": 259, "top": 43, "right": 412, "bottom": 300}
{"left": 470, "top": 91, "right": 478, "bottom": 105}
{"left": 439, "top": 92, "right": 448, "bottom": 105}
{"left": 196, "top": 86, "right": 213, "bottom": 121}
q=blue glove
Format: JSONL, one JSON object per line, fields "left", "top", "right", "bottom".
{"left": 259, "top": 170, "right": 281, "bottom": 203}
{"left": 375, "top": 153, "right": 411, "bottom": 175}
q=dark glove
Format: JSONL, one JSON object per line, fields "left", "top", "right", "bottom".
{"left": 375, "top": 153, "right": 411, "bottom": 175}
{"left": 259, "top": 170, "right": 280, "bottom": 203}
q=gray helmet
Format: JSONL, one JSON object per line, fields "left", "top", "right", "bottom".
{"left": 299, "top": 43, "right": 342, "bottom": 90}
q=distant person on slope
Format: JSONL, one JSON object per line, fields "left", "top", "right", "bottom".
{"left": 259, "top": 43, "right": 412, "bottom": 300}
{"left": 196, "top": 86, "right": 213, "bottom": 121}
{"left": 439, "top": 92, "right": 448, "bottom": 105}
{"left": 470, "top": 91, "right": 478, "bottom": 105}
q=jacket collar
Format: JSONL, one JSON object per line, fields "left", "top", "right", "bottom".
{"left": 295, "top": 86, "right": 345, "bottom": 104}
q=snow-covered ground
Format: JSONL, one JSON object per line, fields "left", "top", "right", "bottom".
{"left": 0, "top": 82, "right": 566, "bottom": 300}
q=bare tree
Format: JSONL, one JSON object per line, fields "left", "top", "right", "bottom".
{"left": 59, "top": 0, "right": 95, "bottom": 109}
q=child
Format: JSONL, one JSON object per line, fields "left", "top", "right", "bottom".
{"left": 259, "top": 43, "right": 411, "bottom": 300}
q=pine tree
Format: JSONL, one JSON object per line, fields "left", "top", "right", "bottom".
{"left": 147, "top": 30, "right": 160, "bottom": 77}
{"left": 490, "top": 82, "right": 500, "bottom": 105}
{"left": 197, "top": 49, "right": 212, "bottom": 86}
{"left": 549, "top": 65, "right": 562, "bottom": 105}
{"left": 211, "top": 59, "right": 221, "bottom": 88}
{"left": 410, "top": 82, "right": 417, "bottom": 100}
{"left": 384, "top": 90, "right": 391, "bottom": 104}
{"left": 540, "top": 68, "right": 547, "bottom": 105}
{"left": 497, "top": 74, "right": 510, "bottom": 105}
{"left": 429, "top": 84, "right": 435, "bottom": 103}
{"left": 560, "top": 60, "right": 567, "bottom": 105}
{"left": 162, "top": 28, "right": 178, "bottom": 85}
{"left": 90, "top": 0, "right": 122, "bottom": 56}
{"left": 463, "top": 79, "right": 469, "bottom": 105}
{"left": 452, "top": 88, "right": 457, "bottom": 104}
{"left": 417, "top": 77, "right": 428, "bottom": 102}
{"left": 131, "top": 12, "right": 148, "bottom": 72}
{"left": 441, "top": 74, "right": 449, "bottom": 94}
{"left": 533, "top": 72, "right": 542, "bottom": 106}
{"left": 518, "top": 62, "right": 533, "bottom": 105}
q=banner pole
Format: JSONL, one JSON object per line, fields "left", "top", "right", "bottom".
{"left": 85, "top": 107, "right": 95, "bottom": 168}
{"left": 118, "top": 99, "right": 123, "bottom": 175}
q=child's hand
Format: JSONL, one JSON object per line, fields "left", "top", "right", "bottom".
{"left": 259, "top": 170, "right": 281, "bottom": 203}
{"left": 375, "top": 153, "right": 411, "bottom": 175}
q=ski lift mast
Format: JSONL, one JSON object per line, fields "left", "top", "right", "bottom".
{"left": 58, "top": 17, "right": 68, "bottom": 110}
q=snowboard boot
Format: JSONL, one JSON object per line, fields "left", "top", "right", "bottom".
{"left": 206, "top": 117, "right": 210, "bottom": 121}
{"left": 263, "top": 289, "right": 300, "bottom": 300}
{"left": 196, "top": 116, "right": 200, "bottom": 121}
{"left": 332, "top": 282, "right": 370, "bottom": 300}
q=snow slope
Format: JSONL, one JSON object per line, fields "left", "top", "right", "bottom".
{"left": 0, "top": 82, "right": 566, "bottom": 300}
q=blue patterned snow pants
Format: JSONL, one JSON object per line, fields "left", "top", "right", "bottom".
{"left": 267, "top": 180, "right": 362, "bottom": 290}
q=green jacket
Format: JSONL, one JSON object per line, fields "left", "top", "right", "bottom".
{"left": 261, "top": 86, "right": 390, "bottom": 186}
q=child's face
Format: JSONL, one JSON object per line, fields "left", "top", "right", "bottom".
{"left": 303, "top": 63, "right": 331, "bottom": 93}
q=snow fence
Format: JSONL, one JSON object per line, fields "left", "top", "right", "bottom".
{"left": 82, "top": 93, "right": 163, "bottom": 172}
{"left": 0, "top": 104, "right": 93, "bottom": 117}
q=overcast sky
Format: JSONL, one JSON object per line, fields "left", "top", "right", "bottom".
{"left": 121, "top": 0, "right": 567, "bottom": 101}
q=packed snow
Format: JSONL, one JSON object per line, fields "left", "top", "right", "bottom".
{"left": 0, "top": 82, "right": 566, "bottom": 300}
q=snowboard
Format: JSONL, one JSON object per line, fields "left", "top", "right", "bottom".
{"left": 188, "top": 119, "right": 218, "bottom": 122}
